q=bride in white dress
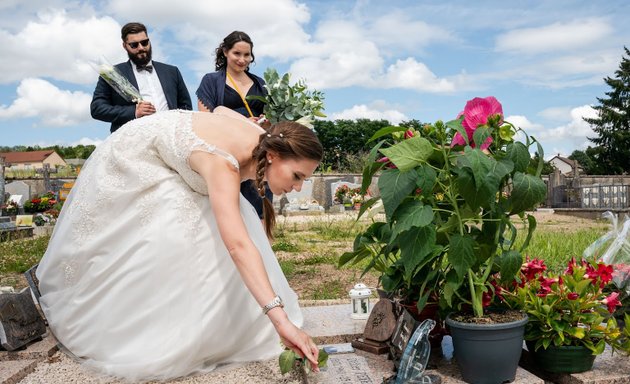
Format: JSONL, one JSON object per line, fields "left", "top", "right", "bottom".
{"left": 35, "top": 107, "right": 322, "bottom": 381}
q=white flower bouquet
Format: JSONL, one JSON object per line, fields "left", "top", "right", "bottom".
{"left": 90, "top": 58, "right": 143, "bottom": 102}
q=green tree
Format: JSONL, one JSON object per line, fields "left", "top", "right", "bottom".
{"left": 585, "top": 47, "right": 630, "bottom": 174}
{"left": 314, "top": 119, "right": 391, "bottom": 171}
{"left": 530, "top": 152, "right": 554, "bottom": 175}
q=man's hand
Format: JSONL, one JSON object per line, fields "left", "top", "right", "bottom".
{"left": 135, "top": 101, "right": 156, "bottom": 118}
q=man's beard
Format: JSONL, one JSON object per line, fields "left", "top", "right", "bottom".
{"left": 128, "top": 47, "right": 152, "bottom": 67}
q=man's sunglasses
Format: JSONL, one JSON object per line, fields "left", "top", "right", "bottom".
{"left": 127, "top": 39, "right": 150, "bottom": 49}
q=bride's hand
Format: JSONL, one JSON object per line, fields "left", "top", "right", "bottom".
{"left": 268, "top": 309, "right": 319, "bottom": 372}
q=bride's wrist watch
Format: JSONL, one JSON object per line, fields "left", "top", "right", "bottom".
{"left": 262, "top": 295, "right": 284, "bottom": 315}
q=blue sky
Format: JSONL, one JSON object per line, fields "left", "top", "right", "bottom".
{"left": 1, "top": 0, "right": 629, "bottom": 159}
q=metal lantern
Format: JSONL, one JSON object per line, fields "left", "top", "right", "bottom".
{"left": 349, "top": 283, "right": 372, "bottom": 319}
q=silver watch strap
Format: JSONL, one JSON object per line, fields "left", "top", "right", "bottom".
{"left": 262, "top": 295, "right": 284, "bottom": 315}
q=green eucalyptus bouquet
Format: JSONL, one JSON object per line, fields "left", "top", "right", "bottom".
{"left": 248, "top": 68, "right": 326, "bottom": 128}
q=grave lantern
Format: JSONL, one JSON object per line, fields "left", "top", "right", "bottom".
{"left": 349, "top": 283, "right": 371, "bottom": 319}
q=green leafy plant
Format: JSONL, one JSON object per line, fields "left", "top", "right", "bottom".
{"left": 340, "top": 96, "right": 548, "bottom": 318}
{"left": 501, "top": 257, "right": 630, "bottom": 354}
{"left": 279, "top": 348, "right": 329, "bottom": 375}
{"left": 248, "top": 68, "right": 326, "bottom": 128}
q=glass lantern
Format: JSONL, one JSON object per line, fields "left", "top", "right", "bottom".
{"left": 349, "top": 283, "right": 371, "bottom": 319}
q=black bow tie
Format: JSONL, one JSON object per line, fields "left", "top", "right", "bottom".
{"left": 137, "top": 64, "right": 153, "bottom": 73}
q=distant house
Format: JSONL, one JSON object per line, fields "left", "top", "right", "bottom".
{"left": 0, "top": 150, "right": 67, "bottom": 170}
{"left": 549, "top": 155, "right": 583, "bottom": 176}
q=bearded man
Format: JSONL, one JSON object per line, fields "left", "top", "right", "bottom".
{"left": 90, "top": 22, "right": 192, "bottom": 133}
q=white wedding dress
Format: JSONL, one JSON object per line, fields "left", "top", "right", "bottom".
{"left": 36, "top": 110, "right": 303, "bottom": 381}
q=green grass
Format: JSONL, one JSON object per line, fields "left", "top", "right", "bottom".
{"left": 0, "top": 216, "right": 613, "bottom": 301}
{"left": 0, "top": 235, "right": 50, "bottom": 273}
{"left": 272, "top": 240, "right": 301, "bottom": 252}
{"left": 278, "top": 259, "right": 297, "bottom": 279}
{"left": 308, "top": 279, "right": 347, "bottom": 300}
{"left": 516, "top": 228, "right": 606, "bottom": 272}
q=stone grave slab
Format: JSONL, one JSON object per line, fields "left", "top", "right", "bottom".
{"left": 302, "top": 304, "right": 369, "bottom": 340}
{"left": 0, "top": 359, "right": 38, "bottom": 384}
{"left": 309, "top": 354, "right": 381, "bottom": 384}
{"left": 0, "top": 333, "right": 58, "bottom": 362}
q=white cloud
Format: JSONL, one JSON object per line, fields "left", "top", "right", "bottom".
{"left": 366, "top": 10, "right": 457, "bottom": 56}
{"left": 536, "top": 105, "right": 598, "bottom": 155}
{"left": 538, "top": 106, "right": 573, "bottom": 121}
{"left": 495, "top": 18, "right": 613, "bottom": 55}
{"left": 0, "top": 78, "right": 92, "bottom": 126}
{"left": 0, "top": 10, "right": 124, "bottom": 84}
{"left": 330, "top": 104, "right": 408, "bottom": 124}
{"left": 72, "top": 137, "right": 103, "bottom": 146}
{"left": 381, "top": 58, "right": 456, "bottom": 93}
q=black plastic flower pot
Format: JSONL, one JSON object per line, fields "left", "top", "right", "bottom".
{"left": 525, "top": 341, "right": 595, "bottom": 373}
{"left": 446, "top": 314, "right": 527, "bottom": 384}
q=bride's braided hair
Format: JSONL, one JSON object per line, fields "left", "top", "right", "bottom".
{"left": 252, "top": 121, "right": 323, "bottom": 238}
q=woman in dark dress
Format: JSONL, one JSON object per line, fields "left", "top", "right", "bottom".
{"left": 196, "top": 31, "right": 271, "bottom": 219}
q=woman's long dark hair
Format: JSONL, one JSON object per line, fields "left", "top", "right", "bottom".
{"left": 251, "top": 122, "right": 323, "bottom": 238}
{"left": 215, "top": 31, "right": 255, "bottom": 71}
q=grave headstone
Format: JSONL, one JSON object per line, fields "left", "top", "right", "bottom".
{"left": 352, "top": 299, "right": 396, "bottom": 354}
{"left": 0, "top": 156, "right": 5, "bottom": 204}
{"left": 390, "top": 308, "right": 418, "bottom": 367}
{"left": 283, "top": 178, "right": 325, "bottom": 215}
{"left": 36, "top": 164, "right": 56, "bottom": 193}
{"left": 5, "top": 182, "right": 30, "bottom": 205}
{"left": 0, "top": 288, "right": 47, "bottom": 351}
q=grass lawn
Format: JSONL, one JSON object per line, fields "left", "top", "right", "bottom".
{"left": 0, "top": 212, "right": 610, "bottom": 300}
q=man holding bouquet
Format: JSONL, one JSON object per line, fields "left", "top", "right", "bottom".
{"left": 90, "top": 22, "right": 192, "bottom": 133}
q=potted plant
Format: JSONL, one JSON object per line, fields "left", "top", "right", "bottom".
{"left": 500, "top": 257, "right": 630, "bottom": 373}
{"left": 341, "top": 96, "right": 547, "bottom": 383}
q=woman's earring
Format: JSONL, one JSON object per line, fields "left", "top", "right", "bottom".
{"left": 268, "top": 159, "right": 272, "bottom": 164}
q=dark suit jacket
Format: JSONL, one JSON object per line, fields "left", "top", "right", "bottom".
{"left": 90, "top": 60, "right": 192, "bottom": 133}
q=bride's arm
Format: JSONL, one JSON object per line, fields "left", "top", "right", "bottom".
{"left": 188, "top": 151, "right": 319, "bottom": 369}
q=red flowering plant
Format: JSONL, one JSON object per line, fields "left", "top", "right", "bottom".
{"left": 339, "top": 96, "right": 547, "bottom": 316}
{"left": 24, "top": 191, "right": 60, "bottom": 213}
{"left": 499, "top": 257, "right": 630, "bottom": 355}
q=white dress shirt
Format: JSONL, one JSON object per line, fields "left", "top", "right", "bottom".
{"left": 133, "top": 61, "right": 169, "bottom": 111}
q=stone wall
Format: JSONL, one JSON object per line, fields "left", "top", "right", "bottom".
{"left": 4, "top": 178, "right": 77, "bottom": 199}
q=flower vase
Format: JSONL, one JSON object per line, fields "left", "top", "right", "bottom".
{"left": 525, "top": 341, "right": 595, "bottom": 373}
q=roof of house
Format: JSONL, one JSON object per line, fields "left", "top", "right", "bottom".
{"left": 549, "top": 155, "right": 583, "bottom": 170}
{"left": 0, "top": 150, "right": 57, "bottom": 164}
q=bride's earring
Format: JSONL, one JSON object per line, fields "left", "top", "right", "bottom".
{"left": 268, "top": 159, "right": 272, "bottom": 164}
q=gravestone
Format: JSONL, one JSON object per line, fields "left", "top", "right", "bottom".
{"left": 390, "top": 308, "right": 418, "bottom": 367}
{"left": 0, "top": 288, "right": 47, "bottom": 351}
{"left": 5, "top": 182, "right": 30, "bottom": 205}
{"left": 0, "top": 156, "right": 5, "bottom": 204}
{"left": 282, "top": 178, "right": 325, "bottom": 215}
{"left": 352, "top": 299, "right": 397, "bottom": 354}
{"left": 36, "top": 164, "right": 56, "bottom": 193}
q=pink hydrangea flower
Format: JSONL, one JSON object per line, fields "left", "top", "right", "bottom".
{"left": 451, "top": 96, "right": 503, "bottom": 150}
